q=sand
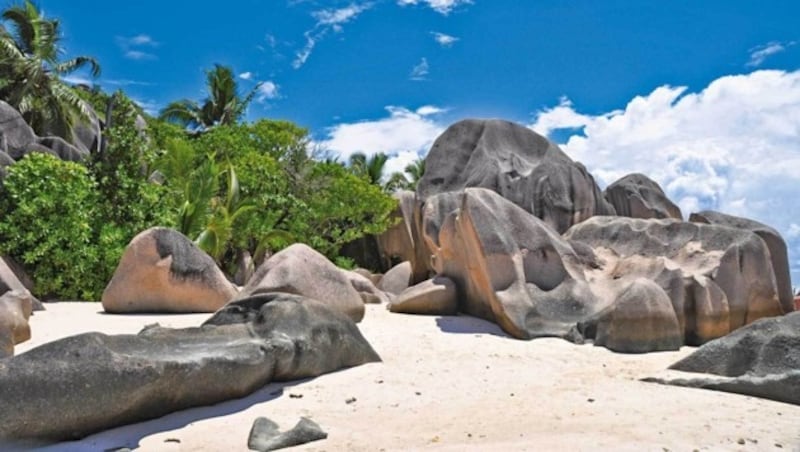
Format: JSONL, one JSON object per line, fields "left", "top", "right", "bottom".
{"left": 13, "top": 303, "right": 800, "bottom": 452}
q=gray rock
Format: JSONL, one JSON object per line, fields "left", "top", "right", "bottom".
{"left": 690, "top": 210, "right": 794, "bottom": 315}
{"left": 0, "top": 291, "right": 32, "bottom": 358}
{"left": 417, "top": 119, "right": 614, "bottom": 234}
{"left": 379, "top": 261, "right": 413, "bottom": 295}
{"left": 71, "top": 106, "right": 102, "bottom": 154}
{"left": 581, "top": 278, "right": 683, "bottom": 353}
{"left": 420, "top": 188, "right": 599, "bottom": 340}
{"left": 35, "top": 136, "right": 88, "bottom": 162}
{"left": 0, "top": 256, "right": 41, "bottom": 311}
{"left": 389, "top": 276, "right": 458, "bottom": 316}
{"left": 0, "top": 101, "right": 36, "bottom": 159}
{"left": 603, "top": 173, "right": 682, "bottom": 220}
{"left": 646, "top": 311, "right": 800, "bottom": 405}
{"left": 102, "top": 228, "right": 237, "bottom": 313}
{"left": 238, "top": 244, "right": 365, "bottom": 323}
{"left": 376, "top": 190, "right": 431, "bottom": 282}
{"left": 0, "top": 293, "right": 379, "bottom": 441}
{"left": 0, "top": 150, "right": 12, "bottom": 179}
{"left": 565, "top": 216, "right": 785, "bottom": 345}
{"left": 345, "top": 270, "right": 390, "bottom": 305}
{"left": 248, "top": 417, "right": 327, "bottom": 451}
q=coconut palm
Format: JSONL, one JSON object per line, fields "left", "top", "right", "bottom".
{"left": 385, "top": 156, "right": 425, "bottom": 191}
{"left": 0, "top": 0, "right": 100, "bottom": 137}
{"left": 349, "top": 152, "right": 389, "bottom": 187}
{"left": 159, "top": 64, "right": 261, "bottom": 131}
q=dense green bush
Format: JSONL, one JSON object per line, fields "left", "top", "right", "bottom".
{"left": 0, "top": 153, "right": 104, "bottom": 300}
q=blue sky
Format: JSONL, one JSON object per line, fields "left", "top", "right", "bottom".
{"left": 40, "top": 0, "right": 800, "bottom": 286}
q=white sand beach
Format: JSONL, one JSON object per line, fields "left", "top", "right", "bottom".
{"left": 16, "top": 303, "right": 800, "bottom": 452}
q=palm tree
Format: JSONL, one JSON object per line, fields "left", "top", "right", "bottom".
{"left": 159, "top": 64, "right": 261, "bottom": 132}
{"left": 385, "top": 156, "right": 425, "bottom": 192}
{"left": 0, "top": 0, "right": 100, "bottom": 138}
{"left": 404, "top": 157, "right": 425, "bottom": 186}
{"left": 349, "top": 152, "right": 389, "bottom": 187}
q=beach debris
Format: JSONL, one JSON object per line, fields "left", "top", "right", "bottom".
{"left": 247, "top": 416, "right": 327, "bottom": 451}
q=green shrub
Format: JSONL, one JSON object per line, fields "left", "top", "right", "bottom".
{"left": 0, "top": 153, "right": 104, "bottom": 300}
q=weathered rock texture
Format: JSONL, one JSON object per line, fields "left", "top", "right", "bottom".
{"left": 102, "top": 228, "right": 237, "bottom": 313}
{"left": 248, "top": 416, "right": 328, "bottom": 452}
{"left": 379, "top": 261, "right": 413, "bottom": 295}
{"left": 566, "top": 216, "right": 785, "bottom": 346}
{"left": 421, "top": 188, "right": 600, "bottom": 340}
{"left": 689, "top": 210, "right": 794, "bottom": 315}
{"left": 345, "top": 270, "right": 390, "bottom": 305}
{"left": 0, "top": 293, "right": 379, "bottom": 442}
{"left": 645, "top": 311, "right": 800, "bottom": 406}
{"left": 389, "top": 276, "right": 458, "bottom": 316}
{"left": 417, "top": 119, "right": 614, "bottom": 234}
{"left": 0, "top": 256, "right": 41, "bottom": 311}
{"left": 603, "top": 173, "right": 682, "bottom": 220}
{"left": 0, "top": 291, "right": 32, "bottom": 358}
{"left": 237, "top": 244, "right": 365, "bottom": 322}
{"left": 376, "top": 190, "right": 431, "bottom": 282}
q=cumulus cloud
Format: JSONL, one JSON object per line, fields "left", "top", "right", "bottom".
{"left": 116, "top": 34, "right": 158, "bottom": 61}
{"left": 239, "top": 72, "right": 253, "bottom": 80}
{"left": 397, "top": 0, "right": 473, "bottom": 15}
{"left": 410, "top": 57, "right": 429, "bottom": 80}
{"left": 747, "top": 41, "right": 794, "bottom": 67}
{"left": 256, "top": 81, "right": 280, "bottom": 102}
{"left": 431, "top": 31, "right": 459, "bottom": 47}
{"left": 294, "top": 2, "right": 373, "bottom": 69}
{"left": 318, "top": 105, "right": 446, "bottom": 177}
{"left": 531, "top": 69, "right": 800, "bottom": 284}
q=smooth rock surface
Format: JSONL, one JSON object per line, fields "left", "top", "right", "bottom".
{"left": 346, "top": 270, "right": 390, "bottom": 305}
{"left": 237, "top": 244, "right": 365, "bottom": 322}
{"left": 647, "top": 312, "right": 800, "bottom": 405}
{"left": 389, "top": 276, "right": 458, "bottom": 316}
{"left": 417, "top": 119, "right": 614, "bottom": 234}
{"left": 0, "top": 256, "right": 41, "bottom": 311}
{"left": 0, "top": 291, "right": 32, "bottom": 358}
{"left": 603, "top": 173, "right": 682, "bottom": 220}
{"left": 421, "top": 188, "right": 600, "bottom": 340}
{"left": 376, "top": 190, "right": 430, "bottom": 282}
{"left": 566, "top": 216, "right": 784, "bottom": 345}
{"left": 102, "top": 228, "right": 237, "bottom": 313}
{"left": 690, "top": 210, "right": 794, "bottom": 315}
{"left": 248, "top": 417, "right": 327, "bottom": 451}
{"left": 0, "top": 293, "right": 379, "bottom": 442}
{"left": 378, "top": 261, "right": 413, "bottom": 295}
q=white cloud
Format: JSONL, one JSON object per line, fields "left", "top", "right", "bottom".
{"left": 294, "top": 3, "right": 373, "bottom": 69}
{"left": 116, "top": 34, "right": 158, "bottom": 61}
{"left": 410, "top": 57, "right": 429, "bottom": 80}
{"left": 531, "top": 69, "right": 800, "bottom": 284}
{"left": 318, "top": 105, "right": 447, "bottom": 178}
{"left": 124, "top": 50, "right": 156, "bottom": 61}
{"left": 431, "top": 31, "right": 459, "bottom": 47}
{"left": 256, "top": 81, "right": 280, "bottom": 102}
{"left": 62, "top": 75, "right": 93, "bottom": 86}
{"left": 747, "top": 41, "right": 794, "bottom": 67}
{"left": 239, "top": 72, "right": 253, "bottom": 80}
{"left": 397, "top": 0, "right": 473, "bottom": 15}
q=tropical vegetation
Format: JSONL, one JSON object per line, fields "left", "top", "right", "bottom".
{"left": 0, "top": 0, "right": 401, "bottom": 300}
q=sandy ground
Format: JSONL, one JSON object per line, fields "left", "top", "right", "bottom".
{"left": 11, "top": 303, "right": 800, "bottom": 452}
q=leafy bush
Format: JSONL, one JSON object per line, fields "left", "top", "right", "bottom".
{"left": 0, "top": 153, "right": 104, "bottom": 299}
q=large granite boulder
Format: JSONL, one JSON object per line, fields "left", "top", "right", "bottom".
{"left": 102, "top": 228, "right": 237, "bottom": 313}
{"left": 689, "top": 210, "right": 794, "bottom": 315}
{"left": 376, "top": 190, "right": 431, "bottom": 282}
{"left": 420, "top": 188, "right": 601, "bottom": 340}
{"left": 237, "top": 244, "right": 365, "bottom": 322}
{"left": 603, "top": 173, "right": 682, "bottom": 220}
{"left": 35, "top": 136, "right": 87, "bottom": 162}
{"left": 345, "top": 270, "right": 391, "bottom": 305}
{"left": 0, "top": 293, "right": 379, "bottom": 442}
{"left": 0, "top": 291, "right": 32, "bottom": 358}
{"left": 417, "top": 119, "right": 615, "bottom": 234}
{"left": 0, "top": 101, "right": 37, "bottom": 159}
{"left": 71, "top": 106, "right": 102, "bottom": 154}
{"left": 379, "top": 261, "right": 414, "bottom": 295}
{"left": 565, "top": 216, "right": 785, "bottom": 345}
{"left": 580, "top": 278, "right": 683, "bottom": 353}
{"left": 645, "top": 312, "right": 800, "bottom": 406}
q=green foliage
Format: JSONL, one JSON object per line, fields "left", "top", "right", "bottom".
{"left": 386, "top": 157, "right": 426, "bottom": 191}
{"left": 0, "top": 0, "right": 100, "bottom": 137}
{"left": 159, "top": 64, "right": 261, "bottom": 131}
{"left": 0, "top": 153, "right": 103, "bottom": 299}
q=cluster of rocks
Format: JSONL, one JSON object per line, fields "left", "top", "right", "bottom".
{"left": 0, "top": 100, "right": 101, "bottom": 178}
{"left": 0, "top": 228, "right": 383, "bottom": 443}
{"left": 1, "top": 116, "right": 796, "bottom": 445}
{"left": 371, "top": 119, "right": 793, "bottom": 355}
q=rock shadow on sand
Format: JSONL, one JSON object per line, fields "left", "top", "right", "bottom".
{"left": 435, "top": 315, "right": 509, "bottom": 337}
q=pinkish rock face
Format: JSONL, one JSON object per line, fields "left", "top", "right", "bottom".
{"left": 794, "top": 296, "right": 800, "bottom": 311}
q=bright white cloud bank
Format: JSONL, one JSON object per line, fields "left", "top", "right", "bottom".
{"left": 319, "top": 105, "right": 445, "bottom": 176}
{"left": 533, "top": 69, "right": 800, "bottom": 286}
